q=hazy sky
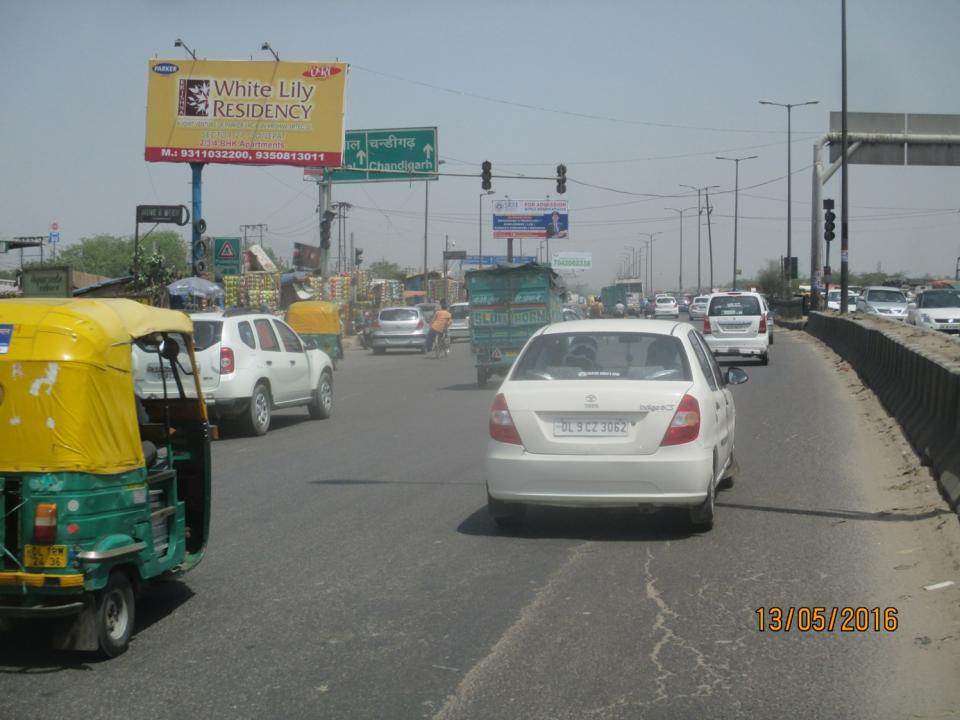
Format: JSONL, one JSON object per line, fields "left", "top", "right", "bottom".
{"left": 2, "top": 0, "right": 959, "bottom": 290}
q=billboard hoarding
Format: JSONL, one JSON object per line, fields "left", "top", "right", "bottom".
{"left": 551, "top": 251, "right": 592, "bottom": 270}
{"left": 492, "top": 199, "right": 568, "bottom": 239}
{"left": 146, "top": 59, "right": 347, "bottom": 168}
{"left": 293, "top": 242, "right": 322, "bottom": 270}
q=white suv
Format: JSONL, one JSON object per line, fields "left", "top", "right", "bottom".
{"left": 133, "top": 311, "right": 334, "bottom": 435}
{"left": 702, "top": 291, "right": 770, "bottom": 365}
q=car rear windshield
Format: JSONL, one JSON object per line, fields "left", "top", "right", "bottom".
{"left": 656, "top": 297, "right": 675, "bottom": 305}
{"left": 451, "top": 305, "right": 470, "bottom": 319}
{"left": 709, "top": 296, "right": 761, "bottom": 316}
{"left": 513, "top": 332, "right": 691, "bottom": 381}
{"left": 192, "top": 321, "right": 223, "bottom": 351}
{"left": 866, "top": 290, "right": 906, "bottom": 303}
{"left": 694, "top": 297, "right": 709, "bottom": 304}
{"left": 921, "top": 291, "right": 960, "bottom": 308}
{"left": 380, "top": 309, "right": 418, "bottom": 322}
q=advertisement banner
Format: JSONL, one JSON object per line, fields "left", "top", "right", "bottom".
{"left": 551, "top": 251, "right": 592, "bottom": 270}
{"left": 145, "top": 59, "right": 347, "bottom": 167}
{"left": 293, "top": 242, "right": 322, "bottom": 270}
{"left": 492, "top": 199, "right": 568, "bottom": 240}
{"left": 464, "top": 255, "right": 537, "bottom": 266}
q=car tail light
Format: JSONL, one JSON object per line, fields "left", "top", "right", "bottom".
{"left": 703, "top": 317, "right": 711, "bottom": 335}
{"left": 220, "top": 346, "right": 235, "bottom": 374}
{"left": 489, "top": 393, "right": 523, "bottom": 445}
{"left": 661, "top": 394, "right": 700, "bottom": 446}
{"left": 34, "top": 503, "right": 57, "bottom": 544}
{"left": 759, "top": 315, "right": 767, "bottom": 333}
{"left": 417, "top": 319, "right": 424, "bottom": 330}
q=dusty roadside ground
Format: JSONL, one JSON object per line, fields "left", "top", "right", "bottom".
{"left": 796, "top": 328, "right": 960, "bottom": 659}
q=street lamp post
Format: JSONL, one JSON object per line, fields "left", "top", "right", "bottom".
{"left": 638, "top": 232, "right": 660, "bottom": 296}
{"left": 680, "top": 184, "right": 719, "bottom": 294}
{"left": 478, "top": 190, "right": 494, "bottom": 268}
{"left": 716, "top": 155, "right": 757, "bottom": 290}
{"left": 759, "top": 99, "right": 819, "bottom": 295}
{"left": 665, "top": 206, "right": 696, "bottom": 293}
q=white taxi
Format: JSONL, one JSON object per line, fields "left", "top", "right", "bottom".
{"left": 702, "top": 291, "right": 771, "bottom": 365}
{"left": 485, "top": 320, "right": 747, "bottom": 532}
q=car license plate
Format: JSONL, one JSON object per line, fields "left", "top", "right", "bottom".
{"left": 24, "top": 544, "right": 68, "bottom": 568}
{"left": 553, "top": 418, "right": 628, "bottom": 437}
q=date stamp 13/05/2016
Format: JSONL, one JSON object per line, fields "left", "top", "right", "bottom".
{"left": 756, "top": 607, "right": 899, "bottom": 633}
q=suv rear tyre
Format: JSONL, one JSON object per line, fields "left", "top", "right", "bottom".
{"left": 244, "top": 382, "right": 272, "bottom": 436}
{"left": 308, "top": 371, "right": 333, "bottom": 420}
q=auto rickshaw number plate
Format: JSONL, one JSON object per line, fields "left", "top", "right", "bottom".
{"left": 24, "top": 544, "right": 68, "bottom": 568}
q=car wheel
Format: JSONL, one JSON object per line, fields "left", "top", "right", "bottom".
{"left": 95, "top": 571, "right": 135, "bottom": 658}
{"left": 719, "top": 454, "right": 738, "bottom": 490}
{"left": 308, "top": 370, "right": 333, "bottom": 420}
{"left": 689, "top": 483, "right": 715, "bottom": 532}
{"left": 760, "top": 353, "right": 769, "bottom": 366}
{"left": 244, "top": 382, "right": 271, "bottom": 436}
{"left": 488, "top": 493, "right": 526, "bottom": 528}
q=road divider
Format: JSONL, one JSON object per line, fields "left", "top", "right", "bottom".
{"left": 806, "top": 312, "right": 960, "bottom": 516}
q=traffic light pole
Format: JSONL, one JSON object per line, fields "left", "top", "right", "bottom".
{"left": 190, "top": 162, "right": 204, "bottom": 276}
{"left": 839, "top": 0, "right": 850, "bottom": 314}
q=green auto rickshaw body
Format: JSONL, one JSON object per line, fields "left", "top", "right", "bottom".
{"left": 0, "top": 299, "right": 211, "bottom": 652}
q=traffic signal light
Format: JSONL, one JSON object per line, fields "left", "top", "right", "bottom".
{"left": 354, "top": 248, "right": 363, "bottom": 267}
{"left": 823, "top": 209, "right": 836, "bottom": 242}
{"left": 481, "top": 161, "right": 492, "bottom": 191}
{"left": 556, "top": 163, "right": 567, "bottom": 194}
{"left": 320, "top": 209, "right": 335, "bottom": 249}
{"left": 782, "top": 256, "right": 798, "bottom": 279}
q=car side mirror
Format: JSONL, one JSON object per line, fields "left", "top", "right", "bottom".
{"left": 725, "top": 367, "right": 748, "bottom": 385}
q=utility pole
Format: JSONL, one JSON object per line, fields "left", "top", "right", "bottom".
{"left": 423, "top": 180, "right": 430, "bottom": 300}
{"left": 705, "top": 190, "right": 715, "bottom": 291}
{"left": 680, "top": 184, "right": 719, "bottom": 294}
{"left": 239, "top": 224, "right": 268, "bottom": 250}
{"left": 638, "top": 231, "right": 660, "bottom": 296}
{"left": 350, "top": 231, "right": 355, "bottom": 272}
{"left": 840, "top": 0, "right": 850, "bottom": 314}
{"left": 666, "top": 206, "right": 696, "bottom": 293}
{"left": 716, "top": 155, "right": 757, "bottom": 290}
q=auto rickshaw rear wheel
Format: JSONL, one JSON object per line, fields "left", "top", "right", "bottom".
{"left": 96, "top": 571, "right": 135, "bottom": 658}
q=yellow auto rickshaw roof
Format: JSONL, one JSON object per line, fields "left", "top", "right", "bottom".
{"left": 0, "top": 299, "right": 193, "bottom": 475}
{"left": 286, "top": 300, "right": 341, "bottom": 334}
{"left": 0, "top": 298, "right": 192, "bottom": 365}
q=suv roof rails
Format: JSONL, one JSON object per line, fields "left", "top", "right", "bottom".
{"left": 223, "top": 307, "right": 268, "bottom": 317}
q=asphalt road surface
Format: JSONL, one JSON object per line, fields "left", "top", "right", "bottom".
{"left": 2, "top": 326, "right": 959, "bottom": 719}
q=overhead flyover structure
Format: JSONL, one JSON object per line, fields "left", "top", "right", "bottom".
{"left": 809, "top": 113, "right": 960, "bottom": 308}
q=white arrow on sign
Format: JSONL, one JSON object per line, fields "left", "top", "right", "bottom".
{"left": 423, "top": 144, "right": 433, "bottom": 159}
{"left": 356, "top": 149, "right": 367, "bottom": 166}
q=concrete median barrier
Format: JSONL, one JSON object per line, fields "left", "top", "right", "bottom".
{"left": 806, "top": 312, "right": 960, "bottom": 515}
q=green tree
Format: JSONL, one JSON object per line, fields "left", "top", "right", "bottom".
{"left": 753, "top": 260, "right": 783, "bottom": 297}
{"left": 55, "top": 231, "right": 187, "bottom": 278}
{"left": 368, "top": 260, "right": 406, "bottom": 280}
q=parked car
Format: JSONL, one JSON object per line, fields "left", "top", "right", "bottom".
{"left": 653, "top": 295, "right": 680, "bottom": 319}
{"left": 485, "top": 319, "right": 747, "bottom": 531}
{"left": 133, "top": 310, "right": 333, "bottom": 435}
{"left": 448, "top": 302, "right": 471, "bottom": 341}
{"left": 856, "top": 286, "right": 909, "bottom": 321}
{"left": 688, "top": 295, "right": 710, "bottom": 320}
{"left": 907, "top": 289, "right": 960, "bottom": 334}
{"left": 702, "top": 291, "right": 770, "bottom": 365}
{"left": 826, "top": 289, "right": 858, "bottom": 312}
{"left": 370, "top": 306, "right": 429, "bottom": 354}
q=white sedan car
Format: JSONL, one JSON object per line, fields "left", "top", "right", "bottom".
{"left": 907, "top": 289, "right": 960, "bottom": 334}
{"left": 485, "top": 319, "right": 747, "bottom": 532}
{"left": 653, "top": 296, "right": 680, "bottom": 318}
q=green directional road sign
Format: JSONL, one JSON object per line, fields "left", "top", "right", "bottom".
{"left": 214, "top": 237, "right": 242, "bottom": 276}
{"left": 329, "top": 127, "right": 438, "bottom": 183}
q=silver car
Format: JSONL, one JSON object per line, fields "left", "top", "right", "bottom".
{"left": 370, "top": 306, "right": 429, "bottom": 354}
{"left": 688, "top": 295, "right": 710, "bottom": 320}
{"left": 448, "top": 302, "right": 471, "bottom": 342}
{"left": 856, "top": 286, "right": 908, "bottom": 321}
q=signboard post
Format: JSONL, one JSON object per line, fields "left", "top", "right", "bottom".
{"left": 213, "top": 237, "right": 242, "bottom": 276}
{"left": 318, "top": 127, "right": 438, "bottom": 183}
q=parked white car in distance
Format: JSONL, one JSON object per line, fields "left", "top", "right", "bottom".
{"left": 907, "top": 289, "right": 960, "bottom": 334}
{"left": 856, "top": 286, "right": 909, "bottom": 321}
{"left": 133, "top": 311, "right": 334, "bottom": 435}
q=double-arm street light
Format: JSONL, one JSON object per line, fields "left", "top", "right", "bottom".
{"left": 759, "top": 99, "right": 819, "bottom": 292}
{"left": 680, "top": 184, "right": 719, "bottom": 294}
{"left": 716, "top": 155, "right": 757, "bottom": 290}
{"left": 665, "top": 206, "right": 696, "bottom": 293}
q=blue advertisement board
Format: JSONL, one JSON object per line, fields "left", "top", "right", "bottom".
{"left": 464, "top": 255, "right": 537, "bottom": 266}
{"left": 491, "top": 199, "right": 569, "bottom": 240}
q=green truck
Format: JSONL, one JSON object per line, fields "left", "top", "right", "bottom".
{"left": 466, "top": 263, "right": 566, "bottom": 388}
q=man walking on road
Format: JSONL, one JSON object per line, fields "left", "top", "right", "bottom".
{"left": 425, "top": 300, "right": 452, "bottom": 352}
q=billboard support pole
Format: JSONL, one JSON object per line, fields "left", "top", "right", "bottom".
{"left": 190, "top": 162, "right": 204, "bottom": 276}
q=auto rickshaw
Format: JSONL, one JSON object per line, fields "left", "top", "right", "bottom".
{"left": 0, "top": 299, "right": 211, "bottom": 657}
{"left": 286, "top": 300, "right": 343, "bottom": 368}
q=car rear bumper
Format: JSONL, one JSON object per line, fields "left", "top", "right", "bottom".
{"left": 704, "top": 335, "right": 769, "bottom": 356}
{"left": 371, "top": 334, "right": 427, "bottom": 348}
{"left": 448, "top": 327, "right": 470, "bottom": 339}
{"left": 485, "top": 441, "right": 712, "bottom": 508}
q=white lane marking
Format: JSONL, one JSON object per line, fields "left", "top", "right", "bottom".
{"left": 923, "top": 581, "right": 956, "bottom": 591}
